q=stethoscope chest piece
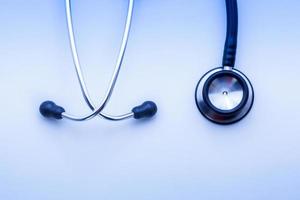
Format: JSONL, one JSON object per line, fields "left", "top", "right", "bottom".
{"left": 195, "top": 67, "right": 254, "bottom": 124}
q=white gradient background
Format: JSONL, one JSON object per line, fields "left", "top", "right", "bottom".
{"left": 0, "top": 0, "right": 300, "bottom": 199}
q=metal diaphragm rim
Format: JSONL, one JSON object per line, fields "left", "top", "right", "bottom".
{"left": 195, "top": 67, "right": 254, "bottom": 124}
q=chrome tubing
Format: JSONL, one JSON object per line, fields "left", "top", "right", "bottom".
{"left": 63, "top": 0, "right": 135, "bottom": 121}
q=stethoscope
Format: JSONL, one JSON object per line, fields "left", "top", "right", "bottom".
{"left": 39, "top": 0, "right": 158, "bottom": 122}
{"left": 195, "top": 0, "right": 254, "bottom": 124}
{"left": 40, "top": 0, "right": 253, "bottom": 125}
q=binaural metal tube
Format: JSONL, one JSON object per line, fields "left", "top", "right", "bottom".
{"left": 62, "top": 0, "right": 135, "bottom": 121}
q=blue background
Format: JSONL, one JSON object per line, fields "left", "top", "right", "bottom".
{"left": 0, "top": 0, "right": 300, "bottom": 199}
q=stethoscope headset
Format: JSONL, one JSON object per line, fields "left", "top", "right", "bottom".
{"left": 40, "top": 0, "right": 254, "bottom": 125}
{"left": 40, "top": 0, "right": 158, "bottom": 122}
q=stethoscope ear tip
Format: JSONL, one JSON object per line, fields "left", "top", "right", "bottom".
{"left": 132, "top": 101, "right": 158, "bottom": 120}
{"left": 39, "top": 101, "right": 65, "bottom": 120}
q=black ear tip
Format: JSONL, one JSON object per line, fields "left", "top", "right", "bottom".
{"left": 132, "top": 101, "right": 158, "bottom": 119}
{"left": 39, "top": 101, "right": 65, "bottom": 120}
{"left": 39, "top": 101, "right": 54, "bottom": 116}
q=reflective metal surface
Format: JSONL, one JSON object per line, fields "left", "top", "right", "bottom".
{"left": 195, "top": 67, "right": 254, "bottom": 124}
{"left": 207, "top": 75, "right": 244, "bottom": 111}
{"left": 62, "top": 0, "right": 135, "bottom": 121}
